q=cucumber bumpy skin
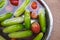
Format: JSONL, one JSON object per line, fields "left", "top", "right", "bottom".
{"left": 1, "top": 17, "right": 24, "bottom": 26}
{"left": 39, "top": 8, "right": 46, "bottom": 33}
{"left": 14, "top": 0, "right": 30, "bottom": 17}
{"left": 0, "top": 0, "right": 7, "bottom": 10}
{"left": 8, "top": 30, "right": 32, "bottom": 38}
{"left": 33, "top": 32, "right": 43, "bottom": 40}
{"left": 24, "top": 10, "right": 31, "bottom": 29}
{"left": 0, "top": 12, "right": 13, "bottom": 22}
{"left": 3, "top": 24, "right": 24, "bottom": 33}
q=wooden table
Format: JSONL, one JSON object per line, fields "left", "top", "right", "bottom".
{"left": 45, "top": 0, "right": 60, "bottom": 40}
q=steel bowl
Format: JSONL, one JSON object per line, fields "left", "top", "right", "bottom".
{"left": 39, "top": 0, "right": 53, "bottom": 40}
{"left": 0, "top": 0, "right": 53, "bottom": 40}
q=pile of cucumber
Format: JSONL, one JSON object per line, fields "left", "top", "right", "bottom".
{"left": 0, "top": 0, "right": 46, "bottom": 40}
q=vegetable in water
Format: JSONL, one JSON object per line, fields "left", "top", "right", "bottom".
{"left": 0, "top": 0, "right": 7, "bottom": 11}
{"left": 8, "top": 30, "right": 32, "bottom": 38}
{"left": 24, "top": 10, "right": 31, "bottom": 29}
{"left": 31, "top": 22, "right": 40, "bottom": 33}
{"left": 31, "top": 1, "right": 37, "bottom": 9}
{"left": 14, "top": 0, "right": 30, "bottom": 17}
{"left": 3, "top": 24, "right": 24, "bottom": 33}
{"left": 0, "top": 0, "right": 47, "bottom": 40}
{"left": 30, "top": 12, "right": 38, "bottom": 19}
{"left": 39, "top": 8, "right": 46, "bottom": 33}
{"left": 0, "top": 12, "right": 13, "bottom": 22}
{"left": 10, "top": 0, "right": 19, "bottom": 6}
{"left": 33, "top": 32, "right": 43, "bottom": 40}
{"left": 1, "top": 17, "right": 24, "bottom": 26}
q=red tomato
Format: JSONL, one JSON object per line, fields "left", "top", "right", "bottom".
{"left": 10, "top": 0, "right": 19, "bottom": 6}
{"left": 31, "top": 22, "right": 41, "bottom": 33}
{"left": 31, "top": 1, "right": 37, "bottom": 9}
{"left": 30, "top": 12, "right": 38, "bottom": 19}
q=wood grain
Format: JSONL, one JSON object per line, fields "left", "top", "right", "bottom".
{"left": 45, "top": 0, "right": 60, "bottom": 40}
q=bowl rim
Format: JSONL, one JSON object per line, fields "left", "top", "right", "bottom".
{"left": 41, "top": 0, "right": 53, "bottom": 40}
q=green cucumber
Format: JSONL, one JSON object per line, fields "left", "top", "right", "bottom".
{"left": 0, "top": 1, "right": 4, "bottom": 8}
{"left": 3, "top": 24, "right": 24, "bottom": 33}
{"left": 33, "top": 32, "right": 43, "bottom": 40}
{"left": 8, "top": 30, "right": 32, "bottom": 38}
{"left": 39, "top": 8, "right": 46, "bottom": 33}
{"left": 0, "top": 12, "right": 13, "bottom": 22}
{"left": 1, "top": 17, "right": 24, "bottom": 26}
{"left": 0, "top": 0, "right": 7, "bottom": 9}
{"left": 14, "top": 0, "right": 30, "bottom": 17}
{"left": 24, "top": 10, "right": 31, "bottom": 29}
{"left": 0, "top": 36, "right": 6, "bottom": 40}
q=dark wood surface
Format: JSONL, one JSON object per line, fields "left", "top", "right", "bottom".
{"left": 45, "top": 0, "right": 60, "bottom": 40}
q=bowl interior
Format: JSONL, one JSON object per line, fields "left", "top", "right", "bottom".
{"left": 0, "top": 0, "right": 52, "bottom": 40}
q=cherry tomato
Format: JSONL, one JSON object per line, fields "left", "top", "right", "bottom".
{"left": 10, "top": 0, "right": 19, "bottom": 6}
{"left": 11, "top": 38, "right": 16, "bottom": 40}
{"left": 31, "top": 1, "right": 37, "bottom": 9}
{"left": 30, "top": 12, "right": 38, "bottom": 19}
{"left": 31, "top": 22, "right": 41, "bottom": 33}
